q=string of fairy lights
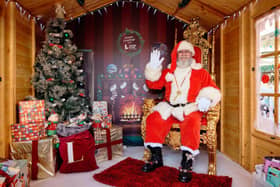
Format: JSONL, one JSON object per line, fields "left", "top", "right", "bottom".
{"left": 4, "top": 0, "right": 264, "bottom": 34}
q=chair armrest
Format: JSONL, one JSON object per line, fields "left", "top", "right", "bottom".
{"left": 206, "top": 103, "right": 220, "bottom": 147}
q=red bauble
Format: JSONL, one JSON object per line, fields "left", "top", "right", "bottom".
{"left": 261, "top": 74, "right": 269, "bottom": 83}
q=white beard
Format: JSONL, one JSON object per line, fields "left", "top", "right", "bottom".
{"left": 177, "top": 58, "right": 193, "bottom": 68}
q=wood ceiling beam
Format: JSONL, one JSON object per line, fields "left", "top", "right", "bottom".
{"left": 173, "top": 0, "right": 226, "bottom": 19}
{"left": 64, "top": 0, "right": 116, "bottom": 20}
{"left": 194, "top": 0, "right": 227, "bottom": 17}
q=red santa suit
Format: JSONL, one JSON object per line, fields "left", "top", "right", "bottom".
{"left": 144, "top": 41, "right": 221, "bottom": 156}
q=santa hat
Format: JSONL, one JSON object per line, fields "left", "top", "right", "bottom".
{"left": 169, "top": 40, "right": 201, "bottom": 72}
{"left": 177, "top": 40, "right": 195, "bottom": 55}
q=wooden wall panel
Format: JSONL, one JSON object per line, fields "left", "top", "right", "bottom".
{"left": 240, "top": 9, "right": 252, "bottom": 171}
{"left": 15, "top": 10, "right": 33, "bottom": 103}
{"left": 0, "top": 1, "right": 34, "bottom": 158}
{"left": 0, "top": 0, "right": 7, "bottom": 158}
{"left": 221, "top": 18, "right": 241, "bottom": 163}
{"left": 2, "top": 2, "right": 16, "bottom": 158}
{"left": 252, "top": 134, "right": 280, "bottom": 165}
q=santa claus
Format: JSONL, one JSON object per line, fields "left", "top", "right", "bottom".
{"left": 142, "top": 40, "right": 221, "bottom": 183}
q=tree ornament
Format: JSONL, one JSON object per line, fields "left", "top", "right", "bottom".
{"left": 79, "top": 93, "right": 85, "bottom": 97}
{"left": 262, "top": 74, "right": 269, "bottom": 83}
{"left": 50, "top": 97, "right": 54, "bottom": 102}
{"left": 64, "top": 32, "right": 69, "bottom": 38}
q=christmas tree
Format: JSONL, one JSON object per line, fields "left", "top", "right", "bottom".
{"left": 32, "top": 6, "right": 91, "bottom": 123}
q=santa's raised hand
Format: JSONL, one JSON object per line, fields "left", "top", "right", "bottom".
{"left": 148, "top": 49, "right": 164, "bottom": 69}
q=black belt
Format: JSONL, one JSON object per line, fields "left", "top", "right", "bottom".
{"left": 167, "top": 102, "right": 191, "bottom": 107}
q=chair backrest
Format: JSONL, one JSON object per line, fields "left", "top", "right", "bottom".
{"left": 182, "top": 17, "right": 211, "bottom": 71}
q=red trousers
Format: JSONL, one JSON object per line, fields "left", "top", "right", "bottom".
{"left": 145, "top": 111, "right": 203, "bottom": 151}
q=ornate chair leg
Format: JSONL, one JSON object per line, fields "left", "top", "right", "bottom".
{"left": 206, "top": 104, "right": 220, "bottom": 175}
{"left": 143, "top": 148, "right": 151, "bottom": 161}
{"left": 207, "top": 142, "right": 216, "bottom": 175}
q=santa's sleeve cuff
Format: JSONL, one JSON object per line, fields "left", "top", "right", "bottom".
{"left": 144, "top": 63, "right": 162, "bottom": 82}
{"left": 196, "top": 87, "right": 221, "bottom": 107}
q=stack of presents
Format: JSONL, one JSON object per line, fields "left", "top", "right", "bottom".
{"left": 0, "top": 100, "right": 123, "bottom": 186}
{"left": 254, "top": 156, "right": 280, "bottom": 187}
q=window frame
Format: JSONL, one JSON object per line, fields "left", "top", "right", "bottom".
{"left": 255, "top": 8, "right": 280, "bottom": 137}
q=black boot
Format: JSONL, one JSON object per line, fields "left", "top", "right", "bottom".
{"left": 178, "top": 150, "right": 194, "bottom": 183}
{"left": 142, "top": 145, "right": 163, "bottom": 172}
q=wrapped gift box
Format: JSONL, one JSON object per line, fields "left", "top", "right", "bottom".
{"left": 92, "top": 114, "right": 112, "bottom": 129}
{"left": 19, "top": 100, "right": 45, "bottom": 124}
{"left": 264, "top": 157, "right": 280, "bottom": 175}
{"left": 266, "top": 167, "right": 280, "bottom": 187}
{"left": 10, "top": 137, "right": 56, "bottom": 179}
{"left": 101, "top": 114, "right": 112, "bottom": 128}
{"left": 94, "top": 126, "right": 123, "bottom": 163}
{"left": 46, "top": 121, "right": 58, "bottom": 136}
{"left": 92, "top": 101, "right": 108, "bottom": 117}
{"left": 0, "top": 159, "right": 29, "bottom": 187}
{"left": 11, "top": 122, "right": 46, "bottom": 142}
{"left": 0, "top": 177, "right": 5, "bottom": 187}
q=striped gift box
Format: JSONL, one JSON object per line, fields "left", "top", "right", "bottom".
{"left": 19, "top": 100, "right": 45, "bottom": 124}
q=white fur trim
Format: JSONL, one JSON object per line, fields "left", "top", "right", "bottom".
{"left": 183, "top": 103, "right": 199, "bottom": 116}
{"left": 144, "top": 143, "right": 163, "bottom": 148}
{"left": 152, "top": 102, "right": 172, "bottom": 120}
{"left": 165, "top": 73, "right": 174, "bottom": 82}
{"left": 153, "top": 102, "right": 198, "bottom": 120}
{"left": 190, "top": 60, "right": 202, "bottom": 69}
{"left": 169, "top": 67, "right": 191, "bottom": 104}
{"left": 144, "top": 63, "right": 162, "bottom": 82}
{"left": 196, "top": 87, "right": 221, "bottom": 107}
{"left": 171, "top": 106, "right": 184, "bottom": 121}
{"left": 180, "top": 146, "right": 200, "bottom": 156}
{"left": 177, "top": 41, "right": 195, "bottom": 55}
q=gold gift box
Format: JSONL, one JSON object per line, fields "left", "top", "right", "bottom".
{"left": 94, "top": 126, "right": 123, "bottom": 163}
{"left": 10, "top": 137, "right": 56, "bottom": 179}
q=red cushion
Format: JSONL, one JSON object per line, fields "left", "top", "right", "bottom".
{"left": 59, "top": 130, "right": 98, "bottom": 173}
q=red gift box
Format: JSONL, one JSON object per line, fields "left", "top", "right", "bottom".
{"left": 11, "top": 122, "right": 46, "bottom": 142}
{"left": 19, "top": 100, "right": 45, "bottom": 124}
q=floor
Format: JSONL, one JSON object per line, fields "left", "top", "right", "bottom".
{"left": 31, "top": 146, "right": 253, "bottom": 187}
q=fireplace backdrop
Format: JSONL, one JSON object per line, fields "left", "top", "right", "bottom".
{"left": 67, "top": 2, "right": 188, "bottom": 145}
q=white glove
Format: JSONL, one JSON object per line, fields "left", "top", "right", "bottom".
{"left": 197, "top": 97, "right": 211, "bottom": 112}
{"left": 148, "top": 49, "right": 164, "bottom": 69}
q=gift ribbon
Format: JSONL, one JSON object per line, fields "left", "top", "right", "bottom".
{"left": 31, "top": 140, "right": 39, "bottom": 180}
{"left": 95, "top": 128, "right": 122, "bottom": 160}
{"left": 0, "top": 169, "right": 17, "bottom": 186}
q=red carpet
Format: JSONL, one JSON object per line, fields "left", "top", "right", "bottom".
{"left": 93, "top": 157, "right": 232, "bottom": 187}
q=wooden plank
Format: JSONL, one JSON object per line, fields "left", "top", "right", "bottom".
{"left": 253, "top": 135, "right": 280, "bottom": 165}
{"left": 16, "top": 42, "right": 32, "bottom": 56}
{"left": 220, "top": 24, "right": 224, "bottom": 152}
{"left": 2, "top": 1, "right": 16, "bottom": 158}
{"left": 192, "top": 0, "right": 226, "bottom": 18}
{"left": 241, "top": 9, "right": 252, "bottom": 171}
{"left": 31, "top": 19, "right": 35, "bottom": 96}
{"left": 251, "top": 0, "right": 280, "bottom": 19}
{"left": 0, "top": 0, "right": 6, "bottom": 158}
{"left": 220, "top": 18, "right": 241, "bottom": 164}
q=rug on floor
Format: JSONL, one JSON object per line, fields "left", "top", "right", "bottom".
{"left": 93, "top": 157, "right": 232, "bottom": 187}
